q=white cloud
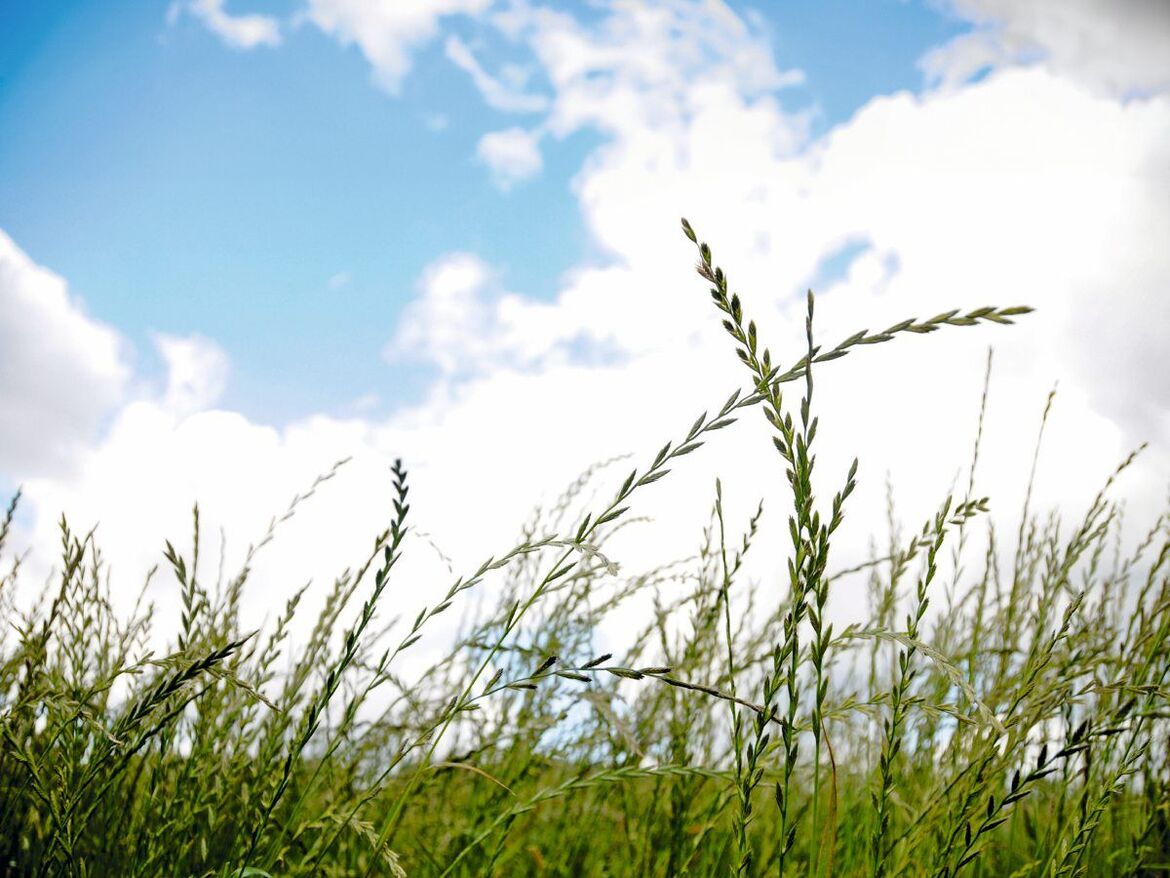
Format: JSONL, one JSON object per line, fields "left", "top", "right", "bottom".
{"left": 476, "top": 127, "right": 544, "bottom": 189}
{"left": 378, "top": 1, "right": 1170, "bottom": 609}
{"left": 445, "top": 35, "right": 549, "bottom": 113}
{"left": 385, "top": 251, "right": 579, "bottom": 375}
{"left": 0, "top": 232, "right": 129, "bottom": 479}
{"left": 154, "top": 333, "right": 230, "bottom": 417}
{"left": 328, "top": 271, "right": 352, "bottom": 290}
{"left": 386, "top": 253, "right": 498, "bottom": 374}
{"left": 7, "top": 0, "right": 1170, "bottom": 660}
{"left": 925, "top": 0, "right": 1170, "bottom": 96}
{"left": 174, "top": 0, "right": 282, "bottom": 50}
{"left": 362, "top": 3, "right": 1169, "bottom": 617}
{"left": 509, "top": 1, "right": 805, "bottom": 142}
{"left": 302, "top": 0, "right": 491, "bottom": 94}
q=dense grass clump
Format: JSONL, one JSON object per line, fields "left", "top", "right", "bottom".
{"left": 1, "top": 221, "right": 1167, "bottom": 877}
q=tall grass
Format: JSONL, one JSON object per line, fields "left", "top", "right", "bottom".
{"left": 1, "top": 220, "right": 1166, "bottom": 877}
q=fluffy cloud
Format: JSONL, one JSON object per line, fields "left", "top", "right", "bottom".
{"left": 366, "top": 1, "right": 1170, "bottom": 604}
{"left": 379, "top": 1, "right": 1170, "bottom": 601}
{"left": 385, "top": 251, "right": 589, "bottom": 376}
{"left": 925, "top": 0, "right": 1170, "bottom": 95}
{"left": 302, "top": 0, "right": 491, "bottom": 93}
{"left": 154, "top": 333, "right": 231, "bottom": 417}
{"left": 7, "top": 0, "right": 1170, "bottom": 654}
{"left": 0, "top": 232, "right": 129, "bottom": 479}
{"left": 170, "top": 0, "right": 282, "bottom": 50}
{"left": 445, "top": 35, "right": 549, "bottom": 113}
{"left": 385, "top": 252, "right": 500, "bottom": 374}
{"left": 475, "top": 126, "right": 544, "bottom": 188}
{"left": 798, "top": 72, "right": 1170, "bottom": 448}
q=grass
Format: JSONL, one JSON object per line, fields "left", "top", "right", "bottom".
{"left": 1, "top": 219, "right": 1166, "bottom": 877}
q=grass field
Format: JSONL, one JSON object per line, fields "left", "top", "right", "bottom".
{"left": 1, "top": 221, "right": 1166, "bottom": 877}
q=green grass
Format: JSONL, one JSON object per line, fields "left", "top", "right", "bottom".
{"left": 1, "top": 219, "right": 1167, "bottom": 877}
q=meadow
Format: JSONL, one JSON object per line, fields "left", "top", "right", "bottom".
{"left": 1, "top": 220, "right": 1166, "bottom": 877}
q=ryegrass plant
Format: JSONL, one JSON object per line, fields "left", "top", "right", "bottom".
{"left": 1, "top": 220, "right": 1166, "bottom": 877}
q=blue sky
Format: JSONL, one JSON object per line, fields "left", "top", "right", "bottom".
{"left": 2, "top": 0, "right": 1167, "bottom": 617}
{"left": 0, "top": 0, "right": 965, "bottom": 424}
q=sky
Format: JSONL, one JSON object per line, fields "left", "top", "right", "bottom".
{"left": 2, "top": 0, "right": 1169, "bottom": 648}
